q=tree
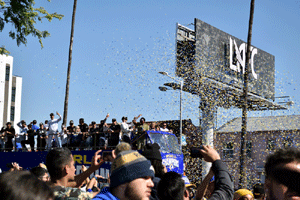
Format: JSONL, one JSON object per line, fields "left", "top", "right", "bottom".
{"left": 239, "top": 0, "right": 255, "bottom": 189}
{"left": 63, "top": 0, "right": 77, "bottom": 126}
{"left": 0, "top": 0, "right": 64, "bottom": 54}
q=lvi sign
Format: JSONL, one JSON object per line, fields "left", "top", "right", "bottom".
{"left": 229, "top": 37, "right": 258, "bottom": 80}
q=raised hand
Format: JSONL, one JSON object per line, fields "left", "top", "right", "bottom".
{"left": 200, "top": 145, "right": 221, "bottom": 163}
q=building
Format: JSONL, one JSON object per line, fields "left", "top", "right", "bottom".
{"left": 215, "top": 115, "right": 300, "bottom": 189}
{"left": 0, "top": 55, "right": 22, "bottom": 134}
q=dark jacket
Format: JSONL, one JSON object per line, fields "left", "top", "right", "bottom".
{"left": 150, "top": 177, "right": 160, "bottom": 200}
{"left": 208, "top": 160, "right": 234, "bottom": 200}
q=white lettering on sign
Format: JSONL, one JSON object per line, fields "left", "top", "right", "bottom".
{"left": 229, "top": 37, "right": 258, "bottom": 79}
{"left": 162, "top": 158, "right": 179, "bottom": 170}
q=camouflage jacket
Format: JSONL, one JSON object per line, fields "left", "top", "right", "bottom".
{"left": 52, "top": 186, "right": 93, "bottom": 200}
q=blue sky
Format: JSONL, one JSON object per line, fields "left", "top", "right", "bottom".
{"left": 1, "top": 0, "right": 300, "bottom": 128}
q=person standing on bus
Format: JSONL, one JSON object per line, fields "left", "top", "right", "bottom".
{"left": 121, "top": 116, "right": 134, "bottom": 144}
{"left": 4, "top": 122, "right": 15, "bottom": 152}
{"left": 47, "top": 112, "right": 62, "bottom": 150}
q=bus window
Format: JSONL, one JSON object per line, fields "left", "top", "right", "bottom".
{"left": 164, "top": 134, "right": 181, "bottom": 154}
{"left": 149, "top": 132, "right": 169, "bottom": 153}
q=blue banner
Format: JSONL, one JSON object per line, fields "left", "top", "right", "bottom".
{"left": 0, "top": 151, "right": 111, "bottom": 178}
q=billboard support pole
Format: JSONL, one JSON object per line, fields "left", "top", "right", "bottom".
{"left": 201, "top": 99, "right": 216, "bottom": 179}
{"left": 239, "top": 0, "right": 255, "bottom": 189}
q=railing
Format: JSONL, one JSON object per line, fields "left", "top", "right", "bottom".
{"left": 0, "top": 131, "right": 142, "bottom": 152}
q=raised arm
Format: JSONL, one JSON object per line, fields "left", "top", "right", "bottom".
{"left": 73, "top": 150, "right": 104, "bottom": 187}
{"left": 199, "top": 145, "right": 234, "bottom": 200}
{"left": 195, "top": 168, "right": 214, "bottom": 200}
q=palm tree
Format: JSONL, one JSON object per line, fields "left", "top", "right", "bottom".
{"left": 240, "top": 0, "right": 255, "bottom": 189}
{"left": 63, "top": 0, "right": 77, "bottom": 126}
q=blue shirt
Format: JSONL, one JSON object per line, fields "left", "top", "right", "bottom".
{"left": 92, "top": 187, "right": 120, "bottom": 200}
{"left": 32, "top": 124, "right": 39, "bottom": 131}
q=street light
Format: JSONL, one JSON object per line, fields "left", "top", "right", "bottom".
{"left": 158, "top": 71, "right": 183, "bottom": 149}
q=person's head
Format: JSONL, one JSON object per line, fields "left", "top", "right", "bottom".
{"left": 157, "top": 171, "right": 189, "bottom": 200}
{"left": 79, "top": 118, "right": 84, "bottom": 124}
{"left": 69, "top": 120, "right": 74, "bottom": 126}
{"left": 114, "top": 142, "right": 132, "bottom": 157}
{"left": 0, "top": 170, "right": 54, "bottom": 200}
{"left": 32, "top": 120, "right": 37, "bottom": 125}
{"left": 264, "top": 148, "right": 300, "bottom": 200}
{"left": 39, "top": 122, "right": 44, "bottom": 129}
{"left": 21, "top": 120, "right": 26, "bottom": 127}
{"left": 155, "top": 125, "right": 160, "bottom": 131}
{"left": 150, "top": 122, "right": 156, "bottom": 130}
{"left": 253, "top": 183, "right": 264, "bottom": 199}
{"left": 6, "top": 122, "right": 11, "bottom": 128}
{"left": 30, "top": 167, "right": 50, "bottom": 182}
{"left": 45, "top": 148, "right": 75, "bottom": 182}
{"left": 162, "top": 122, "right": 167, "bottom": 129}
{"left": 75, "top": 126, "right": 80, "bottom": 133}
{"left": 45, "top": 120, "right": 48, "bottom": 124}
{"left": 100, "top": 120, "right": 105, "bottom": 124}
{"left": 110, "top": 150, "right": 155, "bottom": 200}
{"left": 122, "top": 116, "right": 128, "bottom": 122}
{"left": 50, "top": 113, "right": 54, "bottom": 120}
{"left": 112, "top": 118, "right": 117, "bottom": 125}
{"left": 140, "top": 117, "right": 146, "bottom": 124}
{"left": 234, "top": 189, "right": 254, "bottom": 200}
{"left": 141, "top": 143, "right": 165, "bottom": 178}
{"left": 91, "top": 121, "right": 96, "bottom": 127}
{"left": 28, "top": 124, "right": 32, "bottom": 129}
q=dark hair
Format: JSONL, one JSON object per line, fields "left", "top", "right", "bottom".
{"left": 46, "top": 148, "right": 72, "bottom": 181}
{"left": 157, "top": 171, "right": 185, "bottom": 200}
{"left": 28, "top": 124, "right": 32, "bottom": 128}
{"left": 265, "top": 148, "right": 300, "bottom": 178}
{"left": 32, "top": 120, "right": 37, "bottom": 124}
{"left": 30, "top": 167, "right": 48, "bottom": 179}
{"left": 140, "top": 117, "right": 146, "bottom": 121}
{"left": 150, "top": 159, "right": 165, "bottom": 178}
{"left": 0, "top": 171, "right": 54, "bottom": 200}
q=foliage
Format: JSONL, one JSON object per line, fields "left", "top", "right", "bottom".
{"left": 0, "top": 46, "right": 10, "bottom": 55}
{"left": 0, "top": 0, "right": 64, "bottom": 53}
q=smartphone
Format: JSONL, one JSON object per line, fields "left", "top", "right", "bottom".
{"left": 190, "top": 146, "right": 204, "bottom": 158}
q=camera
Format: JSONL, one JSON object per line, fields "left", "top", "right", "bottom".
{"left": 190, "top": 146, "right": 204, "bottom": 158}
{"left": 98, "top": 178, "right": 108, "bottom": 183}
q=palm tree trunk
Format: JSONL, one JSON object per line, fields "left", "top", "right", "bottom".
{"left": 63, "top": 0, "right": 77, "bottom": 126}
{"left": 239, "top": 0, "right": 255, "bottom": 189}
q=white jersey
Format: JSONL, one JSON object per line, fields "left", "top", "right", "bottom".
{"left": 48, "top": 115, "right": 62, "bottom": 132}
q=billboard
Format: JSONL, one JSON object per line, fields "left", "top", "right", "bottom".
{"left": 176, "top": 18, "right": 275, "bottom": 101}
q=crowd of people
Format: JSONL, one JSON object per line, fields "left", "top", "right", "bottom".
{"left": 0, "top": 112, "right": 173, "bottom": 152}
{"left": 0, "top": 143, "right": 299, "bottom": 200}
